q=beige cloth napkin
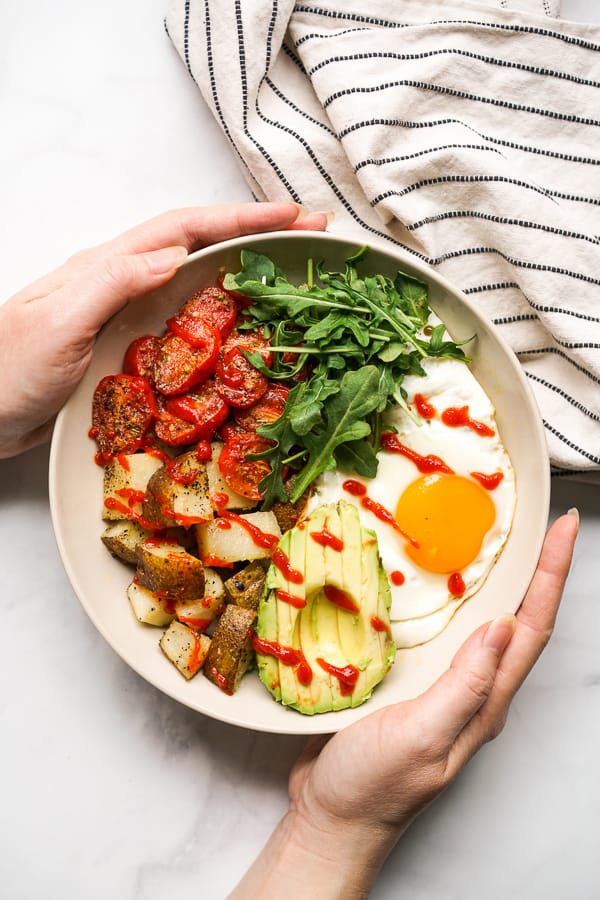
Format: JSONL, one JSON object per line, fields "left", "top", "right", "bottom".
{"left": 165, "top": 0, "right": 600, "bottom": 477}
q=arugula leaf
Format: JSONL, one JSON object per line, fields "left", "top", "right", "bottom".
{"left": 287, "top": 367, "right": 381, "bottom": 502}
{"left": 224, "top": 245, "right": 471, "bottom": 506}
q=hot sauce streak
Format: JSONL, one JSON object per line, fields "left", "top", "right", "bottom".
{"left": 448, "top": 572, "right": 466, "bottom": 597}
{"left": 275, "top": 589, "right": 307, "bottom": 609}
{"left": 441, "top": 405, "right": 495, "bottom": 437}
{"left": 316, "top": 658, "right": 359, "bottom": 696}
{"left": 252, "top": 636, "right": 313, "bottom": 685}
{"left": 323, "top": 585, "right": 359, "bottom": 614}
{"left": 470, "top": 470, "right": 504, "bottom": 490}
{"left": 219, "top": 510, "right": 279, "bottom": 549}
{"left": 271, "top": 547, "right": 304, "bottom": 584}
{"left": 360, "top": 496, "right": 419, "bottom": 549}
{"left": 310, "top": 529, "right": 344, "bottom": 551}
{"left": 381, "top": 432, "right": 454, "bottom": 475}
{"left": 370, "top": 616, "right": 391, "bottom": 635}
{"left": 413, "top": 393, "right": 436, "bottom": 419}
{"left": 390, "top": 570, "right": 405, "bottom": 586}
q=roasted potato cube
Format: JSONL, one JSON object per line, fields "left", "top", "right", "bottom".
{"left": 174, "top": 567, "right": 225, "bottom": 631}
{"left": 203, "top": 605, "right": 257, "bottom": 694}
{"left": 127, "top": 580, "right": 175, "bottom": 627}
{"left": 206, "top": 441, "right": 257, "bottom": 511}
{"left": 195, "top": 511, "right": 281, "bottom": 564}
{"left": 101, "top": 519, "right": 154, "bottom": 565}
{"left": 135, "top": 539, "right": 205, "bottom": 601}
{"left": 160, "top": 621, "right": 211, "bottom": 679}
{"left": 223, "top": 560, "right": 268, "bottom": 610}
{"left": 102, "top": 452, "right": 163, "bottom": 521}
{"left": 142, "top": 450, "right": 212, "bottom": 528}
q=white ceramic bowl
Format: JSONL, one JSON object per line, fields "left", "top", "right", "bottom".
{"left": 49, "top": 230, "right": 549, "bottom": 735}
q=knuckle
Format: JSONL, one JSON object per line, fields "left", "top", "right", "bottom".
{"left": 95, "top": 256, "right": 136, "bottom": 294}
{"left": 462, "top": 666, "right": 495, "bottom": 705}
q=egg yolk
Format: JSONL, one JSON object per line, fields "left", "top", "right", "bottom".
{"left": 395, "top": 473, "right": 496, "bottom": 574}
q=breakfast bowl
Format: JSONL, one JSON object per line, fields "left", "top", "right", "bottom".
{"left": 49, "top": 230, "right": 550, "bottom": 735}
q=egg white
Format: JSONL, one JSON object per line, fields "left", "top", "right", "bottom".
{"left": 307, "top": 356, "right": 516, "bottom": 648}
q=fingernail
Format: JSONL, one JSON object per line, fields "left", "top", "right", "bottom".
{"left": 567, "top": 507, "right": 580, "bottom": 528}
{"left": 483, "top": 614, "right": 516, "bottom": 654}
{"left": 146, "top": 245, "right": 188, "bottom": 275}
{"left": 295, "top": 205, "right": 335, "bottom": 225}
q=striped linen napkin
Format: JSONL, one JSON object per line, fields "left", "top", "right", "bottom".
{"left": 165, "top": 0, "right": 600, "bottom": 478}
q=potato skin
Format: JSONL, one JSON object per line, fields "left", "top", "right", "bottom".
{"left": 203, "top": 605, "right": 257, "bottom": 694}
{"left": 223, "top": 560, "right": 268, "bottom": 610}
{"left": 142, "top": 451, "right": 212, "bottom": 528}
{"left": 101, "top": 520, "right": 153, "bottom": 565}
{"left": 135, "top": 539, "right": 205, "bottom": 601}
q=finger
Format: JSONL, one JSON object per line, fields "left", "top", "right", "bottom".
{"left": 45, "top": 245, "right": 189, "bottom": 339}
{"left": 97, "top": 202, "right": 328, "bottom": 257}
{"left": 401, "top": 614, "right": 516, "bottom": 755}
{"left": 447, "top": 511, "right": 578, "bottom": 771}
{"left": 9, "top": 203, "right": 329, "bottom": 304}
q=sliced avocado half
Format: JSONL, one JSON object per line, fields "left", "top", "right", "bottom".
{"left": 255, "top": 500, "right": 396, "bottom": 715}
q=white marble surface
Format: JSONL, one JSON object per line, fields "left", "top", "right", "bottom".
{"left": 1, "top": 2, "right": 599, "bottom": 898}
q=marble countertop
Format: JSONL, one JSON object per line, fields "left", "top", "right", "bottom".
{"left": 1, "top": 3, "right": 599, "bottom": 898}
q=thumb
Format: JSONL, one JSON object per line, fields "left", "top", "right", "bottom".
{"left": 412, "top": 614, "right": 516, "bottom": 752}
{"left": 49, "top": 245, "right": 188, "bottom": 337}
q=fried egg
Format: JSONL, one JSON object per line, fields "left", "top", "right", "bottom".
{"left": 306, "top": 355, "right": 516, "bottom": 648}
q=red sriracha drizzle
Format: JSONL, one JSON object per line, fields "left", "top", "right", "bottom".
{"left": 342, "top": 478, "right": 419, "bottom": 548}
{"left": 218, "top": 510, "right": 279, "bottom": 549}
{"left": 441, "top": 405, "right": 495, "bottom": 437}
{"left": 323, "top": 585, "right": 359, "bottom": 614}
{"left": 380, "top": 432, "right": 454, "bottom": 475}
{"left": 316, "top": 658, "right": 359, "bottom": 696}
{"left": 413, "top": 393, "right": 436, "bottom": 419}
{"left": 448, "top": 572, "right": 466, "bottom": 597}
{"left": 310, "top": 529, "right": 344, "bottom": 551}
{"left": 471, "top": 470, "right": 504, "bottom": 491}
{"left": 370, "top": 616, "right": 391, "bottom": 635}
{"left": 271, "top": 547, "right": 304, "bottom": 584}
{"left": 275, "top": 589, "right": 307, "bottom": 609}
{"left": 390, "top": 570, "right": 405, "bottom": 586}
{"left": 252, "top": 636, "right": 313, "bottom": 685}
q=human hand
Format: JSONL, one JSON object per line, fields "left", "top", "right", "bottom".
{"left": 231, "top": 510, "right": 578, "bottom": 899}
{"left": 0, "top": 202, "right": 328, "bottom": 459}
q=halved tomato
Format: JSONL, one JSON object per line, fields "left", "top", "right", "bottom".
{"left": 214, "top": 333, "right": 272, "bottom": 408}
{"left": 123, "top": 335, "right": 161, "bottom": 385}
{"left": 164, "top": 378, "right": 230, "bottom": 441}
{"left": 169, "top": 286, "right": 238, "bottom": 341}
{"left": 217, "top": 433, "right": 275, "bottom": 500}
{"left": 154, "top": 400, "right": 210, "bottom": 447}
{"left": 91, "top": 374, "right": 157, "bottom": 462}
{"left": 233, "top": 383, "right": 289, "bottom": 431}
{"left": 154, "top": 332, "right": 220, "bottom": 396}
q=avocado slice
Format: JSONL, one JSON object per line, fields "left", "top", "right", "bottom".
{"left": 255, "top": 500, "right": 396, "bottom": 714}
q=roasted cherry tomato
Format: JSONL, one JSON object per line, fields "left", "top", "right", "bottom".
{"left": 216, "top": 420, "right": 249, "bottom": 443}
{"left": 166, "top": 308, "right": 222, "bottom": 353}
{"left": 218, "top": 433, "right": 275, "bottom": 500}
{"left": 233, "top": 383, "right": 289, "bottom": 431}
{"left": 91, "top": 374, "right": 157, "bottom": 462}
{"left": 154, "top": 410, "right": 209, "bottom": 447}
{"left": 214, "top": 333, "right": 272, "bottom": 409}
{"left": 153, "top": 332, "right": 220, "bottom": 396}
{"left": 164, "top": 378, "right": 230, "bottom": 440}
{"left": 169, "top": 286, "right": 238, "bottom": 341}
{"left": 123, "top": 335, "right": 161, "bottom": 384}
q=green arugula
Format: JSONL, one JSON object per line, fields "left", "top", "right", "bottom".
{"left": 222, "top": 246, "right": 469, "bottom": 506}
